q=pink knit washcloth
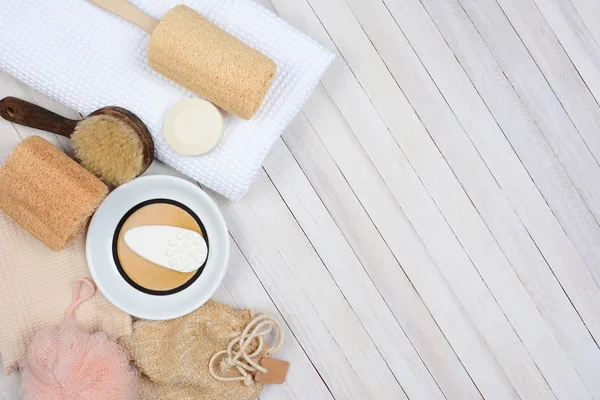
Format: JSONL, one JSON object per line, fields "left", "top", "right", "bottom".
{"left": 20, "top": 278, "right": 139, "bottom": 399}
{"left": 0, "top": 210, "right": 132, "bottom": 374}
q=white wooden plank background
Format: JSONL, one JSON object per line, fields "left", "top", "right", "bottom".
{"left": 1, "top": 0, "right": 600, "bottom": 398}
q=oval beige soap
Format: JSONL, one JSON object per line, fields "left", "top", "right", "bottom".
{"left": 165, "top": 98, "right": 224, "bottom": 156}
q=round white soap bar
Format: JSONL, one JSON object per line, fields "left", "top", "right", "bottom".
{"left": 165, "top": 98, "right": 224, "bottom": 156}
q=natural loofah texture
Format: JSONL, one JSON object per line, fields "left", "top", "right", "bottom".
{"left": 73, "top": 115, "right": 144, "bottom": 187}
{"left": 0, "top": 137, "right": 108, "bottom": 251}
{"left": 149, "top": 5, "right": 276, "bottom": 120}
{"left": 20, "top": 279, "right": 139, "bottom": 400}
{"left": 0, "top": 0, "right": 334, "bottom": 201}
{"left": 0, "top": 211, "right": 132, "bottom": 375}
{"left": 120, "top": 300, "right": 264, "bottom": 400}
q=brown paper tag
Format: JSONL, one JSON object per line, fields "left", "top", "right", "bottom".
{"left": 255, "top": 358, "right": 290, "bottom": 384}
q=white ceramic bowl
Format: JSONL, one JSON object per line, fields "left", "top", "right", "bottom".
{"left": 86, "top": 175, "right": 229, "bottom": 320}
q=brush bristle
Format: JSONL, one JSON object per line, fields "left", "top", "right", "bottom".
{"left": 72, "top": 115, "right": 144, "bottom": 186}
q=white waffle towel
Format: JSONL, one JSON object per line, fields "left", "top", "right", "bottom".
{"left": 0, "top": 0, "right": 333, "bottom": 201}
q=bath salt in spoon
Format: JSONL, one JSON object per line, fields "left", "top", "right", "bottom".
{"left": 0, "top": 97, "right": 154, "bottom": 186}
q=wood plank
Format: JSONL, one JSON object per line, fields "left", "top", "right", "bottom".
{"left": 271, "top": 0, "right": 577, "bottom": 398}
{"left": 283, "top": 114, "right": 482, "bottom": 400}
{"left": 494, "top": 0, "right": 600, "bottom": 175}
{"left": 570, "top": 0, "right": 600, "bottom": 48}
{"left": 416, "top": 0, "right": 600, "bottom": 289}
{"left": 299, "top": 80, "right": 523, "bottom": 398}
{"left": 215, "top": 191, "right": 393, "bottom": 399}
{"left": 455, "top": 0, "right": 600, "bottom": 232}
{"left": 264, "top": 139, "right": 448, "bottom": 399}
{"left": 0, "top": 358, "right": 20, "bottom": 400}
{"left": 422, "top": 0, "right": 599, "bottom": 356}
{"left": 530, "top": 0, "right": 600, "bottom": 105}
{"left": 241, "top": 171, "right": 409, "bottom": 399}
{"left": 213, "top": 237, "right": 333, "bottom": 400}
{"left": 365, "top": 0, "right": 600, "bottom": 396}
{"left": 262, "top": 4, "right": 510, "bottom": 396}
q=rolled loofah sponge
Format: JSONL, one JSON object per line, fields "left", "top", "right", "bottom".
{"left": 148, "top": 5, "right": 276, "bottom": 120}
{"left": 0, "top": 136, "right": 108, "bottom": 251}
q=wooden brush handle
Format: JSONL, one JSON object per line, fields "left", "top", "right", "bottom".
{"left": 0, "top": 97, "right": 79, "bottom": 138}
{"left": 89, "top": 0, "right": 159, "bottom": 35}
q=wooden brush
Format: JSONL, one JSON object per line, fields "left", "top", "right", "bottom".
{"left": 0, "top": 97, "right": 154, "bottom": 186}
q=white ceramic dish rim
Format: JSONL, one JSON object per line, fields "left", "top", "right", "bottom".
{"left": 86, "top": 175, "right": 229, "bottom": 320}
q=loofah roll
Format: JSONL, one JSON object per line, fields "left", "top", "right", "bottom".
{"left": 0, "top": 137, "right": 108, "bottom": 251}
{"left": 148, "top": 5, "right": 276, "bottom": 120}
